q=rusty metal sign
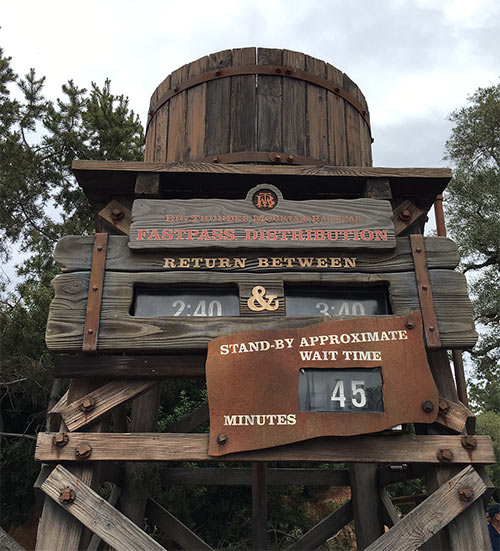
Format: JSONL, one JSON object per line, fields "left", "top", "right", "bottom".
{"left": 206, "top": 311, "right": 438, "bottom": 456}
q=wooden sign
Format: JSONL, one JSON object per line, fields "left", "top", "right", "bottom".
{"left": 129, "top": 184, "right": 396, "bottom": 251}
{"left": 206, "top": 311, "right": 438, "bottom": 456}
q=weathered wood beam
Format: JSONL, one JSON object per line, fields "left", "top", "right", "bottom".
{"left": 35, "top": 434, "right": 495, "bottom": 464}
{"left": 98, "top": 200, "right": 132, "bottom": 235}
{"left": 41, "top": 465, "right": 165, "bottom": 551}
{"left": 164, "top": 402, "right": 209, "bottom": 433}
{"left": 379, "top": 488, "right": 400, "bottom": 527}
{"left": 87, "top": 484, "right": 120, "bottom": 551}
{"left": 146, "top": 498, "right": 214, "bottom": 551}
{"left": 392, "top": 199, "right": 427, "bottom": 236}
{"left": 59, "top": 380, "right": 158, "bottom": 432}
{"left": 160, "top": 467, "right": 350, "bottom": 486}
{"left": 287, "top": 500, "right": 353, "bottom": 551}
{"left": 364, "top": 465, "right": 486, "bottom": 551}
{"left": 435, "top": 396, "right": 472, "bottom": 434}
{"left": 135, "top": 173, "right": 160, "bottom": 198}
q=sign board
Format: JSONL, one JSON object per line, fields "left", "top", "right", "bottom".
{"left": 129, "top": 184, "right": 396, "bottom": 251}
{"left": 206, "top": 311, "right": 438, "bottom": 456}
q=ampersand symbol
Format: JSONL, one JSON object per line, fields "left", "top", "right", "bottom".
{"left": 247, "top": 285, "right": 279, "bottom": 312}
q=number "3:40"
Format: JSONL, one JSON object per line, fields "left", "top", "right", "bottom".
{"left": 331, "top": 380, "right": 367, "bottom": 408}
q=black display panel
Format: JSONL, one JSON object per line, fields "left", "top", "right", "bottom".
{"left": 132, "top": 287, "right": 240, "bottom": 317}
{"left": 286, "top": 285, "right": 390, "bottom": 317}
{"left": 299, "top": 368, "right": 384, "bottom": 413}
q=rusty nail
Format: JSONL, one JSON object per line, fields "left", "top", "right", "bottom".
{"left": 110, "top": 208, "right": 124, "bottom": 221}
{"left": 416, "top": 247, "right": 422, "bottom": 253}
{"left": 437, "top": 448, "right": 454, "bottom": 462}
{"left": 79, "top": 397, "right": 95, "bottom": 413}
{"left": 215, "top": 70, "right": 222, "bottom": 76}
{"left": 399, "top": 209, "right": 412, "bottom": 221}
{"left": 405, "top": 319, "right": 415, "bottom": 330}
{"left": 212, "top": 156, "right": 220, "bottom": 163}
{"left": 429, "top": 326, "right": 435, "bottom": 332}
{"left": 53, "top": 432, "right": 69, "bottom": 447}
{"left": 275, "top": 154, "right": 281, "bottom": 161}
{"left": 75, "top": 443, "right": 92, "bottom": 459}
{"left": 275, "top": 67, "right": 282, "bottom": 74}
{"left": 461, "top": 435, "right": 477, "bottom": 450}
{"left": 217, "top": 434, "right": 228, "bottom": 445}
{"left": 362, "top": 110, "right": 367, "bottom": 117}
{"left": 287, "top": 154, "right": 295, "bottom": 162}
{"left": 458, "top": 487, "right": 474, "bottom": 502}
{"left": 422, "top": 400, "right": 434, "bottom": 413}
{"left": 59, "top": 487, "right": 76, "bottom": 504}
{"left": 87, "top": 329, "right": 94, "bottom": 335}
{"left": 438, "top": 398, "right": 449, "bottom": 414}
{"left": 92, "top": 285, "right": 98, "bottom": 291}
{"left": 285, "top": 68, "right": 292, "bottom": 75}
{"left": 173, "top": 86, "right": 179, "bottom": 92}
{"left": 334, "top": 87, "right": 340, "bottom": 93}
{"left": 96, "top": 245, "right": 103, "bottom": 252}
{"left": 422, "top": 284, "right": 428, "bottom": 291}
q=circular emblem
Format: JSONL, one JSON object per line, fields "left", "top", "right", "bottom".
{"left": 252, "top": 188, "right": 278, "bottom": 210}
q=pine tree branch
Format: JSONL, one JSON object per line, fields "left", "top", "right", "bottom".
{"left": 0, "top": 378, "right": 28, "bottom": 386}
{"left": 0, "top": 432, "right": 36, "bottom": 441}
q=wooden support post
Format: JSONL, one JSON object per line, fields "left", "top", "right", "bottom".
{"left": 252, "top": 462, "right": 268, "bottom": 551}
{"left": 135, "top": 173, "right": 160, "bottom": 197}
{"left": 364, "top": 466, "right": 486, "bottom": 551}
{"left": 119, "top": 384, "right": 162, "bottom": 527}
{"left": 379, "top": 488, "right": 400, "bottom": 528}
{"left": 41, "top": 465, "right": 166, "bottom": 551}
{"left": 349, "top": 464, "right": 385, "bottom": 550}
{"left": 288, "top": 500, "right": 353, "bottom": 551}
{"left": 146, "top": 498, "right": 214, "bottom": 551}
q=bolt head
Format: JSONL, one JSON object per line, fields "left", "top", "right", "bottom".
{"left": 438, "top": 399, "right": 450, "bottom": 414}
{"left": 416, "top": 247, "right": 422, "bottom": 253}
{"left": 405, "top": 320, "right": 415, "bottom": 330}
{"left": 59, "top": 487, "right": 76, "bottom": 504}
{"left": 212, "top": 156, "right": 220, "bottom": 163}
{"left": 110, "top": 208, "right": 124, "bottom": 221}
{"left": 75, "top": 443, "right": 92, "bottom": 459}
{"left": 399, "top": 209, "right": 412, "bottom": 221}
{"left": 459, "top": 487, "right": 474, "bottom": 502}
{"left": 428, "top": 326, "right": 435, "bottom": 332}
{"left": 285, "top": 68, "right": 292, "bottom": 75}
{"left": 437, "top": 448, "right": 454, "bottom": 462}
{"left": 422, "top": 400, "right": 434, "bottom": 413}
{"left": 422, "top": 284, "right": 428, "bottom": 291}
{"left": 79, "top": 397, "right": 95, "bottom": 412}
{"left": 217, "top": 434, "right": 228, "bottom": 445}
{"left": 96, "top": 245, "right": 103, "bottom": 252}
{"left": 53, "top": 433, "right": 69, "bottom": 447}
{"left": 461, "top": 435, "right": 477, "bottom": 450}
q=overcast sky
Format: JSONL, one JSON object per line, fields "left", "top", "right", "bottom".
{"left": 2, "top": 0, "right": 499, "bottom": 168}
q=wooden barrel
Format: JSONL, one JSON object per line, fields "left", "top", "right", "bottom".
{"left": 145, "top": 47, "right": 372, "bottom": 166}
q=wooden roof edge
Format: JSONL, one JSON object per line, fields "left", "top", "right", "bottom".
{"left": 71, "top": 160, "right": 452, "bottom": 181}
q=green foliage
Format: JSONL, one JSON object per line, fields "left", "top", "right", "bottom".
{"left": 0, "top": 45, "right": 144, "bottom": 530}
{"left": 445, "top": 80, "right": 500, "bottom": 414}
{"left": 476, "top": 411, "right": 500, "bottom": 493}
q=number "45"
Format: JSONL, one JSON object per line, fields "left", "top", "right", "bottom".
{"left": 331, "top": 380, "right": 367, "bottom": 408}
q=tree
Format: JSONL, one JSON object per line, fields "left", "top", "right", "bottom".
{"left": 0, "top": 46, "right": 144, "bottom": 530}
{"left": 444, "top": 80, "right": 500, "bottom": 414}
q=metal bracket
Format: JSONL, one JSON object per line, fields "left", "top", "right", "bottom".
{"left": 410, "top": 234, "right": 441, "bottom": 348}
{"left": 147, "top": 64, "right": 371, "bottom": 135}
{"left": 82, "top": 233, "right": 108, "bottom": 354}
{"left": 206, "top": 151, "right": 322, "bottom": 166}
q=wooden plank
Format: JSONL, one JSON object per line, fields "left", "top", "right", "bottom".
{"left": 160, "top": 467, "right": 350, "bottom": 486}
{"left": 46, "top": 269, "right": 477, "bottom": 352}
{"left": 288, "top": 500, "right": 353, "bottom": 551}
{"left": 146, "top": 498, "right": 214, "bottom": 551}
{"left": 164, "top": 402, "right": 209, "bottom": 433}
{"left": 230, "top": 47, "right": 256, "bottom": 153}
{"left": 153, "top": 75, "right": 170, "bottom": 162}
{"left": 364, "top": 178, "right": 391, "bottom": 200}
{"left": 257, "top": 48, "right": 282, "bottom": 152}
{"left": 349, "top": 464, "right": 384, "bottom": 549}
{"left": 205, "top": 49, "right": 232, "bottom": 157}
{"left": 87, "top": 484, "right": 120, "bottom": 551}
{"left": 144, "top": 88, "right": 157, "bottom": 162}
{"left": 59, "top": 380, "right": 158, "bottom": 432}
{"left": 305, "top": 54, "right": 328, "bottom": 162}
{"left": 49, "top": 390, "right": 69, "bottom": 415}
{"left": 392, "top": 199, "right": 427, "bottom": 237}
{"left": 364, "top": 466, "right": 486, "bottom": 551}
{"left": 283, "top": 50, "right": 306, "bottom": 157}
{"left": 344, "top": 74, "right": 362, "bottom": 166}
{"left": 134, "top": 173, "right": 160, "bottom": 198}
{"left": 72, "top": 159, "right": 452, "bottom": 180}
{"left": 0, "top": 527, "right": 26, "bottom": 551}
{"left": 41, "top": 465, "right": 165, "bottom": 551}
{"left": 435, "top": 396, "right": 472, "bottom": 434}
{"left": 98, "top": 200, "right": 132, "bottom": 235}
{"left": 252, "top": 462, "right": 268, "bottom": 551}
{"left": 166, "top": 63, "right": 189, "bottom": 162}
{"left": 379, "top": 488, "right": 400, "bottom": 527}
{"left": 54, "top": 235, "right": 460, "bottom": 273}
{"left": 326, "top": 63, "right": 347, "bottom": 165}
{"left": 35, "top": 434, "right": 496, "bottom": 464}
{"left": 185, "top": 54, "right": 208, "bottom": 161}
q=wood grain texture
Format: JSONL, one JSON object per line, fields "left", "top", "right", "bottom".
{"left": 35, "top": 433, "right": 495, "bottom": 464}
{"left": 166, "top": 63, "right": 189, "bottom": 162}
{"left": 288, "top": 500, "right": 353, "bottom": 551}
{"left": 146, "top": 498, "right": 214, "bottom": 551}
{"left": 306, "top": 54, "right": 329, "bottom": 162}
{"left": 257, "top": 48, "right": 282, "bottom": 151}
{"left": 54, "top": 235, "right": 460, "bottom": 273}
{"left": 435, "top": 397, "right": 472, "bottom": 434}
{"left": 344, "top": 73, "right": 362, "bottom": 166}
{"left": 98, "top": 200, "right": 132, "bottom": 236}
{"left": 326, "top": 63, "right": 348, "bottom": 165}
{"left": 379, "top": 488, "right": 400, "bottom": 527}
{"left": 160, "top": 467, "right": 350, "bottom": 486}
{"left": 231, "top": 48, "right": 256, "bottom": 153}
{"left": 134, "top": 173, "right": 160, "bottom": 198}
{"left": 41, "top": 465, "right": 166, "bottom": 551}
{"left": 46, "top": 269, "right": 477, "bottom": 352}
{"left": 364, "top": 466, "right": 486, "bottom": 551}
{"left": 185, "top": 55, "right": 208, "bottom": 161}
{"left": 153, "top": 75, "right": 170, "bottom": 162}
{"left": 283, "top": 50, "right": 306, "bottom": 157}
{"left": 59, "top": 380, "right": 157, "bottom": 432}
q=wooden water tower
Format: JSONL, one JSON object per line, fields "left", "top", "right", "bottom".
{"left": 35, "top": 48, "right": 495, "bottom": 551}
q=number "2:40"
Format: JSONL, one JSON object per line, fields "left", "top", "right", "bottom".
{"left": 331, "top": 380, "right": 367, "bottom": 408}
